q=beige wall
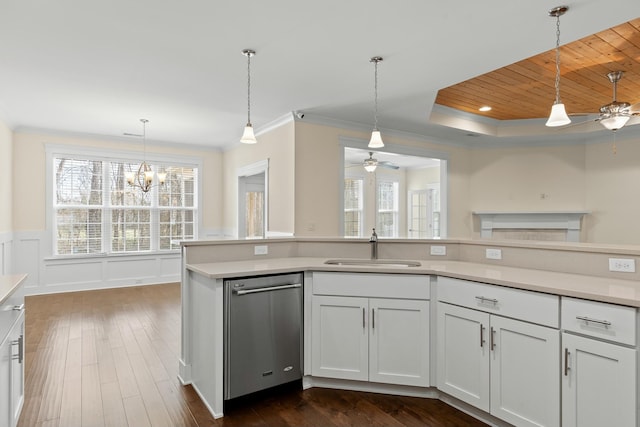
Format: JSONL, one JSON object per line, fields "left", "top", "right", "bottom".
{"left": 294, "top": 121, "right": 473, "bottom": 238}
{"left": 585, "top": 138, "right": 640, "bottom": 244}
{"left": 12, "top": 130, "right": 223, "bottom": 233}
{"left": 222, "top": 121, "right": 295, "bottom": 236}
{"left": 0, "top": 120, "right": 12, "bottom": 234}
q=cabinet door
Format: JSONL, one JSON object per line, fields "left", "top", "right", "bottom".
{"left": 437, "top": 302, "right": 490, "bottom": 411}
{"left": 0, "top": 334, "right": 10, "bottom": 427}
{"left": 311, "top": 296, "right": 369, "bottom": 381}
{"left": 490, "top": 316, "right": 560, "bottom": 427}
{"left": 562, "top": 332, "right": 636, "bottom": 427}
{"left": 369, "top": 298, "right": 429, "bottom": 387}
{"left": 10, "top": 316, "right": 24, "bottom": 427}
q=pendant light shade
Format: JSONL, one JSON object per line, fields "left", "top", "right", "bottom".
{"left": 368, "top": 56, "right": 384, "bottom": 148}
{"left": 240, "top": 123, "right": 257, "bottom": 144}
{"left": 546, "top": 103, "right": 571, "bottom": 127}
{"left": 240, "top": 49, "right": 257, "bottom": 144}
{"left": 545, "top": 6, "right": 571, "bottom": 128}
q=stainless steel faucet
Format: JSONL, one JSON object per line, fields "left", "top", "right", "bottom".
{"left": 369, "top": 228, "right": 378, "bottom": 260}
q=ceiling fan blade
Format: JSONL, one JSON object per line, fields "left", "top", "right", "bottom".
{"left": 378, "top": 162, "right": 399, "bottom": 170}
{"left": 627, "top": 102, "right": 640, "bottom": 114}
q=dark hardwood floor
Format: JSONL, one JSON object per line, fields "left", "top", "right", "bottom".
{"left": 18, "top": 283, "right": 487, "bottom": 427}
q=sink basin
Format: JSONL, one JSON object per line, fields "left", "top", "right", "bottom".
{"left": 324, "top": 259, "right": 421, "bottom": 268}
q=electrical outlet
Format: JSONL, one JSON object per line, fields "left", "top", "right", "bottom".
{"left": 486, "top": 248, "right": 502, "bottom": 260}
{"left": 430, "top": 245, "right": 446, "bottom": 256}
{"left": 254, "top": 245, "right": 268, "bottom": 255}
{"left": 609, "top": 258, "right": 636, "bottom": 273}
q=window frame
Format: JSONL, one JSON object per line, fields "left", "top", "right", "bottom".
{"left": 46, "top": 144, "right": 203, "bottom": 258}
{"left": 376, "top": 179, "right": 400, "bottom": 237}
{"left": 343, "top": 173, "right": 365, "bottom": 237}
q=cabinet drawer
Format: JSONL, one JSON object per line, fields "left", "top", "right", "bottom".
{"left": 312, "top": 272, "right": 429, "bottom": 299}
{"left": 561, "top": 297, "right": 636, "bottom": 346}
{"left": 437, "top": 276, "right": 559, "bottom": 328}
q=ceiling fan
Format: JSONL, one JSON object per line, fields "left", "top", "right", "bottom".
{"left": 565, "top": 71, "right": 640, "bottom": 131}
{"left": 355, "top": 152, "right": 399, "bottom": 172}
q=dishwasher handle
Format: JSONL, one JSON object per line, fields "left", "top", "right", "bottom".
{"left": 233, "top": 283, "right": 302, "bottom": 295}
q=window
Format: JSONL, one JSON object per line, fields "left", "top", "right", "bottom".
{"left": 344, "top": 177, "right": 364, "bottom": 237}
{"left": 376, "top": 180, "right": 399, "bottom": 237}
{"left": 53, "top": 154, "right": 198, "bottom": 256}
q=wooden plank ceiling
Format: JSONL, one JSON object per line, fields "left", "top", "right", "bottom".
{"left": 435, "top": 18, "right": 640, "bottom": 121}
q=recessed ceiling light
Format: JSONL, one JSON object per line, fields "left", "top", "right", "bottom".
{"left": 479, "top": 106, "right": 492, "bottom": 112}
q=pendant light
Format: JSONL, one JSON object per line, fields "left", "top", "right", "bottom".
{"left": 240, "top": 49, "right": 257, "bottom": 144}
{"left": 545, "top": 6, "right": 571, "bottom": 127}
{"left": 125, "top": 119, "right": 167, "bottom": 193}
{"left": 368, "top": 56, "right": 384, "bottom": 148}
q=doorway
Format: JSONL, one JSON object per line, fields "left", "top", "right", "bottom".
{"left": 237, "top": 160, "right": 269, "bottom": 239}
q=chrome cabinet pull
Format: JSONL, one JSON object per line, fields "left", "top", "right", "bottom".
{"left": 12, "top": 304, "right": 24, "bottom": 311}
{"left": 234, "top": 283, "right": 301, "bottom": 295}
{"left": 576, "top": 316, "right": 612, "bottom": 328}
{"left": 564, "top": 348, "right": 570, "bottom": 376}
{"left": 490, "top": 327, "right": 496, "bottom": 351}
{"left": 480, "top": 324, "right": 485, "bottom": 347}
{"left": 475, "top": 296, "right": 498, "bottom": 305}
{"left": 11, "top": 335, "right": 23, "bottom": 364}
{"left": 372, "top": 308, "right": 375, "bottom": 330}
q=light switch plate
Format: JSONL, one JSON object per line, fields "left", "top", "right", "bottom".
{"left": 254, "top": 245, "right": 268, "bottom": 255}
{"left": 430, "top": 245, "right": 446, "bottom": 256}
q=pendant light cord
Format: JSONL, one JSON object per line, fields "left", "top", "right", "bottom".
{"left": 247, "top": 52, "right": 252, "bottom": 125}
{"left": 373, "top": 59, "right": 379, "bottom": 131}
{"left": 554, "top": 14, "right": 562, "bottom": 104}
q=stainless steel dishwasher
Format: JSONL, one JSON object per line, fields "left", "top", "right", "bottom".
{"left": 224, "top": 272, "right": 303, "bottom": 400}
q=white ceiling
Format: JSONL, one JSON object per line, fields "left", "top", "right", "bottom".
{"left": 1, "top": 1, "right": 639, "bottom": 149}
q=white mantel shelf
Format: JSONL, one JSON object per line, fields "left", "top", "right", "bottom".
{"left": 473, "top": 211, "right": 590, "bottom": 242}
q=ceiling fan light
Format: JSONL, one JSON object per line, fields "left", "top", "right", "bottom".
{"left": 364, "top": 158, "right": 378, "bottom": 172}
{"left": 600, "top": 115, "right": 630, "bottom": 131}
{"left": 546, "top": 103, "right": 571, "bottom": 127}
{"left": 240, "top": 124, "right": 257, "bottom": 144}
{"left": 368, "top": 130, "right": 384, "bottom": 148}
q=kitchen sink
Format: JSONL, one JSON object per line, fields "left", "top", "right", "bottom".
{"left": 324, "top": 259, "right": 422, "bottom": 268}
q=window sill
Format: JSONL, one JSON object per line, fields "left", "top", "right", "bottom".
{"left": 44, "top": 250, "right": 181, "bottom": 262}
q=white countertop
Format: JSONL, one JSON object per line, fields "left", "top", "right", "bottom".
{"left": 0, "top": 274, "right": 27, "bottom": 305}
{"left": 186, "top": 257, "right": 640, "bottom": 307}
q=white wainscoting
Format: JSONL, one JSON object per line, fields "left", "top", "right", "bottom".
{"left": 12, "top": 230, "right": 181, "bottom": 295}
{"left": 0, "top": 231, "right": 13, "bottom": 276}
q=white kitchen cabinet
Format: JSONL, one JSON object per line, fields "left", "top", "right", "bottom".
{"left": 561, "top": 297, "right": 637, "bottom": 427}
{"left": 369, "top": 298, "right": 429, "bottom": 386}
{"left": 311, "top": 295, "right": 369, "bottom": 381}
{"left": 0, "top": 310, "right": 24, "bottom": 427}
{"left": 311, "top": 272, "right": 430, "bottom": 387}
{"left": 437, "top": 277, "right": 560, "bottom": 427}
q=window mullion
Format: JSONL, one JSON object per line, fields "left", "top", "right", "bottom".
{"left": 103, "top": 160, "right": 110, "bottom": 254}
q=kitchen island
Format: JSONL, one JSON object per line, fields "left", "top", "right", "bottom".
{"left": 180, "top": 238, "right": 640, "bottom": 426}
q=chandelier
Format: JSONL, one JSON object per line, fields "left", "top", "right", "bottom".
{"left": 125, "top": 119, "right": 166, "bottom": 193}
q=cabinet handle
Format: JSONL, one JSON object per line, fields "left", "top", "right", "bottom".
{"left": 11, "top": 335, "right": 23, "bottom": 364}
{"left": 576, "top": 316, "right": 612, "bottom": 328}
{"left": 372, "top": 308, "right": 375, "bottom": 330}
{"left": 480, "top": 324, "right": 485, "bottom": 347}
{"left": 475, "top": 296, "right": 498, "bottom": 305}
{"left": 564, "top": 348, "right": 570, "bottom": 376}
{"left": 490, "top": 327, "right": 496, "bottom": 351}
{"left": 362, "top": 307, "right": 365, "bottom": 330}
{"left": 12, "top": 304, "right": 24, "bottom": 311}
